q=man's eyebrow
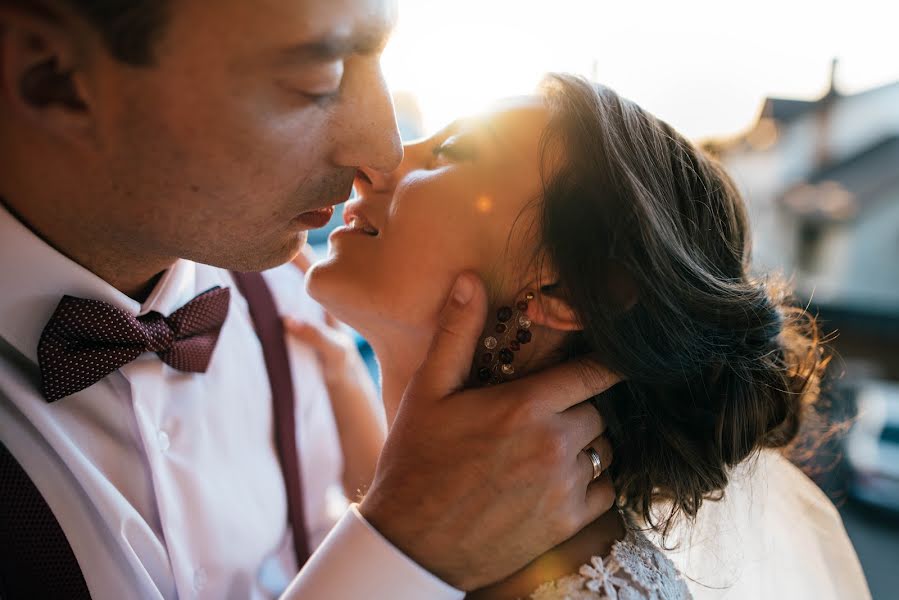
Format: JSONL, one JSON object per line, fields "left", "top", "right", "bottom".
{"left": 279, "top": 23, "right": 394, "bottom": 64}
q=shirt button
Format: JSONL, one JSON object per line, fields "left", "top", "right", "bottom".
{"left": 157, "top": 430, "right": 171, "bottom": 452}
{"left": 193, "top": 567, "right": 208, "bottom": 592}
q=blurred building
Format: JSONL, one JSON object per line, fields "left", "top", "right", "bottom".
{"left": 713, "top": 61, "right": 899, "bottom": 382}
{"left": 393, "top": 91, "right": 426, "bottom": 140}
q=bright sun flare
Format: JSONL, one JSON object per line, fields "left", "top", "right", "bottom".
{"left": 382, "top": 0, "right": 898, "bottom": 140}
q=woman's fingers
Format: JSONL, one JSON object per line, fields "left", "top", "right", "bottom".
{"left": 284, "top": 317, "right": 328, "bottom": 353}
{"left": 284, "top": 317, "right": 345, "bottom": 363}
{"left": 323, "top": 310, "right": 341, "bottom": 329}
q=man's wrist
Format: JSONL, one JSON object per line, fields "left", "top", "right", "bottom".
{"left": 356, "top": 497, "right": 471, "bottom": 590}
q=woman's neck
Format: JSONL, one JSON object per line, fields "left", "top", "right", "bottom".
{"left": 369, "top": 331, "right": 433, "bottom": 425}
{"left": 374, "top": 319, "right": 570, "bottom": 425}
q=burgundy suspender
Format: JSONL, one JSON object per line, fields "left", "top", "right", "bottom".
{"left": 230, "top": 270, "right": 312, "bottom": 567}
{"left": 0, "top": 441, "right": 92, "bottom": 599}
{"left": 0, "top": 272, "right": 310, "bottom": 599}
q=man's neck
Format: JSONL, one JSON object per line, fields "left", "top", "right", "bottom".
{"left": 1, "top": 195, "right": 175, "bottom": 302}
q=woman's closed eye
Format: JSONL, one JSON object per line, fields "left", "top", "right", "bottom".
{"left": 431, "top": 135, "right": 479, "bottom": 166}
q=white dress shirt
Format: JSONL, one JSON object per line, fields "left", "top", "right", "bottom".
{"left": 0, "top": 204, "right": 462, "bottom": 600}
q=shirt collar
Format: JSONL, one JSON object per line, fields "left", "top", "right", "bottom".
{"left": 0, "top": 202, "right": 199, "bottom": 364}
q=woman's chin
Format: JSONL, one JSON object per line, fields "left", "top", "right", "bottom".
{"left": 305, "top": 260, "right": 371, "bottom": 332}
{"left": 305, "top": 260, "right": 342, "bottom": 308}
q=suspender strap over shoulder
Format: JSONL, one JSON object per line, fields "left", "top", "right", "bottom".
{"left": 0, "top": 441, "right": 92, "bottom": 599}
{"left": 231, "top": 270, "right": 312, "bottom": 567}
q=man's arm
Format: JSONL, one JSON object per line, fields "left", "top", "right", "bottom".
{"left": 282, "top": 505, "right": 464, "bottom": 600}
{"left": 284, "top": 272, "right": 617, "bottom": 596}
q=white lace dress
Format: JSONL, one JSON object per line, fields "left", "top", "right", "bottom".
{"left": 529, "top": 529, "right": 691, "bottom": 600}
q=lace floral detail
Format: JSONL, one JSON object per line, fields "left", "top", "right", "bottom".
{"left": 529, "top": 530, "right": 691, "bottom": 600}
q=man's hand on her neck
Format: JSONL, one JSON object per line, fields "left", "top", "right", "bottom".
{"left": 359, "top": 272, "right": 619, "bottom": 590}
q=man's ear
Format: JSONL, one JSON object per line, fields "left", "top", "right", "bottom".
{"left": 0, "top": 4, "right": 94, "bottom": 142}
{"left": 527, "top": 285, "right": 582, "bottom": 332}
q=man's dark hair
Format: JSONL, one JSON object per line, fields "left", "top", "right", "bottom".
{"left": 13, "top": 0, "right": 168, "bottom": 65}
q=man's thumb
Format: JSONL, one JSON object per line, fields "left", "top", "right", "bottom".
{"left": 411, "top": 272, "right": 487, "bottom": 399}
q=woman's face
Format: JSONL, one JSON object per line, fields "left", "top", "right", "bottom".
{"left": 306, "top": 98, "right": 553, "bottom": 341}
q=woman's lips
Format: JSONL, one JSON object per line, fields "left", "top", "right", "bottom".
{"left": 329, "top": 223, "right": 378, "bottom": 241}
{"left": 295, "top": 206, "right": 334, "bottom": 229}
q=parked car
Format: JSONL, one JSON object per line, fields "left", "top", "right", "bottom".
{"left": 845, "top": 379, "right": 899, "bottom": 515}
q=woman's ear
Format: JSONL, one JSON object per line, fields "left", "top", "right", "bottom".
{"left": 524, "top": 259, "right": 638, "bottom": 333}
{"left": 527, "top": 285, "right": 582, "bottom": 332}
{"left": 0, "top": 4, "right": 94, "bottom": 142}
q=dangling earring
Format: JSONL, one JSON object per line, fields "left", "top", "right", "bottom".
{"left": 476, "top": 291, "right": 535, "bottom": 385}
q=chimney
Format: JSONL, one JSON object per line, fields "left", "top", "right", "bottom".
{"left": 814, "top": 58, "right": 840, "bottom": 168}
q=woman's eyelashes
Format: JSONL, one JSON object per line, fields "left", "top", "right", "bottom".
{"left": 431, "top": 134, "right": 479, "bottom": 166}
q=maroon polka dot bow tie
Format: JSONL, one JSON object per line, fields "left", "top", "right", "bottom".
{"left": 37, "top": 286, "right": 231, "bottom": 402}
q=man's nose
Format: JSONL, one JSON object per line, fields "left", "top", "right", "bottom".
{"left": 356, "top": 165, "right": 395, "bottom": 193}
{"left": 333, "top": 65, "right": 404, "bottom": 174}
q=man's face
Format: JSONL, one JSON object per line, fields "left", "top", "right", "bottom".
{"left": 89, "top": 0, "right": 401, "bottom": 271}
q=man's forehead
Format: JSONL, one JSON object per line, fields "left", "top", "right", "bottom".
{"left": 170, "top": 0, "right": 397, "bottom": 63}
{"left": 283, "top": 0, "right": 397, "bottom": 53}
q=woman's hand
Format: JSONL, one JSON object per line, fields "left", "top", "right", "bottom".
{"left": 283, "top": 314, "right": 370, "bottom": 388}
{"left": 287, "top": 246, "right": 385, "bottom": 499}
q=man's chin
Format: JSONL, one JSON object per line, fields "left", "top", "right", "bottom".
{"left": 274, "top": 230, "right": 308, "bottom": 267}
{"left": 221, "top": 231, "right": 307, "bottom": 273}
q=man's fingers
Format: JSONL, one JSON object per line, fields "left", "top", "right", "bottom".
{"left": 511, "top": 358, "right": 622, "bottom": 414}
{"left": 558, "top": 401, "right": 607, "bottom": 451}
{"left": 584, "top": 471, "right": 616, "bottom": 516}
{"left": 587, "top": 435, "right": 613, "bottom": 474}
{"left": 407, "top": 272, "right": 487, "bottom": 400}
{"left": 575, "top": 435, "right": 613, "bottom": 487}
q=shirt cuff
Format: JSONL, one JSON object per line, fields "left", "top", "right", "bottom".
{"left": 281, "top": 504, "right": 464, "bottom": 600}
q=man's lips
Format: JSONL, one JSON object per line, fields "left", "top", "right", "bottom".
{"left": 295, "top": 206, "right": 335, "bottom": 229}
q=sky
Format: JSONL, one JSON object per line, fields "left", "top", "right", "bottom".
{"left": 381, "top": 0, "right": 899, "bottom": 140}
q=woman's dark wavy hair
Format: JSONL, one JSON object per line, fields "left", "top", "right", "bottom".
{"left": 537, "top": 74, "right": 826, "bottom": 535}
